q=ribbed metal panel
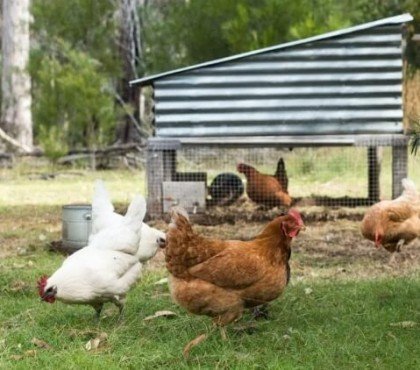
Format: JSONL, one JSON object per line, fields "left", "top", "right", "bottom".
{"left": 152, "top": 22, "right": 406, "bottom": 137}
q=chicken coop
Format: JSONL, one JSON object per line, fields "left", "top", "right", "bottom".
{"left": 130, "top": 13, "right": 419, "bottom": 219}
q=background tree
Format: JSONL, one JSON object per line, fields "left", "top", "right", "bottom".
{"left": 1, "top": 0, "right": 413, "bottom": 154}
{"left": 1, "top": 0, "right": 33, "bottom": 152}
{"left": 115, "top": 0, "right": 146, "bottom": 143}
{"left": 31, "top": 0, "right": 120, "bottom": 151}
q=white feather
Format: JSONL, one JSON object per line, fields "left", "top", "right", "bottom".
{"left": 44, "top": 193, "right": 146, "bottom": 306}
{"left": 47, "top": 248, "right": 141, "bottom": 304}
{"left": 89, "top": 180, "right": 165, "bottom": 262}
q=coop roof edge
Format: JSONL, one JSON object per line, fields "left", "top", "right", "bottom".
{"left": 147, "top": 134, "right": 409, "bottom": 148}
{"left": 130, "top": 13, "right": 412, "bottom": 87}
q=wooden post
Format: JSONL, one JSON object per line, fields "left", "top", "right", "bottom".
{"left": 392, "top": 144, "right": 408, "bottom": 199}
{"left": 367, "top": 146, "right": 380, "bottom": 202}
{"left": 146, "top": 139, "right": 180, "bottom": 218}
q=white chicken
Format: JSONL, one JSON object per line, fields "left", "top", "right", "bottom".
{"left": 91, "top": 180, "right": 166, "bottom": 261}
{"left": 38, "top": 195, "right": 146, "bottom": 319}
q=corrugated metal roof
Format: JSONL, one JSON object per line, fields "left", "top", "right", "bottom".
{"left": 130, "top": 13, "right": 412, "bottom": 86}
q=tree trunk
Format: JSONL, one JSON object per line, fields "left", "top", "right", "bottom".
{"left": 1, "top": 0, "right": 33, "bottom": 152}
{"left": 115, "top": 0, "right": 145, "bottom": 143}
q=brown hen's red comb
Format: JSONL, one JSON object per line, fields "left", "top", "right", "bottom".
{"left": 37, "top": 275, "right": 48, "bottom": 297}
{"left": 288, "top": 208, "right": 303, "bottom": 225}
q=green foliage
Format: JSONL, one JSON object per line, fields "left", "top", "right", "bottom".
{"left": 31, "top": 0, "right": 119, "bottom": 75}
{"left": 25, "top": 0, "right": 420, "bottom": 151}
{"left": 142, "top": 0, "right": 352, "bottom": 71}
{"left": 30, "top": 0, "right": 120, "bottom": 150}
{"left": 38, "top": 125, "right": 69, "bottom": 164}
{"left": 223, "top": 0, "right": 301, "bottom": 52}
{"left": 31, "top": 40, "right": 117, "bottom": 150}
{"left": 344, "top": 0, "right": 420, "bottom": 68}
{"left": 409, "top": 117, "right": 420, "bottom": 155}
{"left": 142, "top": 0, "right": 245, "bottom": 72}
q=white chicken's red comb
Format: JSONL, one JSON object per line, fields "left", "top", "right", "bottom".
{"left": 37, "top": 275, "right": 48, "bottom": 297}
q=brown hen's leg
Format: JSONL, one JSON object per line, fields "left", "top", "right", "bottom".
{"left": 251, "top": 304, "right": 269, "bottom": 320}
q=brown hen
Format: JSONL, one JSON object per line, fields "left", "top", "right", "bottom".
{"left": 164, "top": 207, "right": 304, "bottom": 354}
{"left": 237, "top": 161, "right": 292, "bottom": 207}
{"left": 361, "top": 178, "right": 420, "bottom": 253}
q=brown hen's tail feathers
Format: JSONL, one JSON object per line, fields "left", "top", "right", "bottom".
{"left": 401, "top": 178, "right": 418, "bottom": 202}
{"left": 169, "top": 206, "right": 190, "bottom": 229}
{"left": 276, "top": 191, "right": 292, "bottom": 207}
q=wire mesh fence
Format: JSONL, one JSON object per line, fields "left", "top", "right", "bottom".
{"left": 146, "top": 144, "right": 419, "bottom": 217}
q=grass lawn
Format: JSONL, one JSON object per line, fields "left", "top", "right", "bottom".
{"left": 1, "top": 252, "right": 419, "bottom": 369}
{"left": 0, "top": 165, "right": 419, "bottom": 369}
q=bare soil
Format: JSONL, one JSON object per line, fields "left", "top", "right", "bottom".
{"left": 1, "top": 203, "right": 419, "bottom": 281}
{"left": 149, "top": 214, "right": 420, "bottom": 282}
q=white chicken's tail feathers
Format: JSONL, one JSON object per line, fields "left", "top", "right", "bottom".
{"left": 123, "top": 195, "right": 147, "bottom": 232}
{"left": 401, "top": 178, "right": 418, "bottom": 201}
{"left": 92, "top": 180, "right": 114, "bottom": 216}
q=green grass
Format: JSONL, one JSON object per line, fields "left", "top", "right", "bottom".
{"left": 0, "top": 252, "right": 419, "bottom": 369}
{"left": 0, "top": 166, "right": 146, "bottom": 206}
{"left": 0, "top": 165, "right": 419, "bottom": 368}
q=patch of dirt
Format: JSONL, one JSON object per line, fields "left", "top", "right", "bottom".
{"left": 156, "top": 197, "right": 368, "bottom": 226}
{"left": 147, "top": 217, "right": 420, "bottom": 281}
{"left": 1, "top": 205, "right": 418, "bottom": 281}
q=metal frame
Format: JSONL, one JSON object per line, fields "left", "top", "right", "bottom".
{"left": 146, "top": 135, "right": 408, "bottom": 217}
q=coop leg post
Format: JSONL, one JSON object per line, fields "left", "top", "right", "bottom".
{"left": 163, "top": 150, "right": 177, "bottom": 181}
{"left": 146, "top": 148, "right": 164, "bottom": 218}
{"left": 146, "top": 148, "right": 177, "bottom": 218}
{"left": 367, "top": 147, "right": 380, "bottom": 203}
{"left": 392, "top": 144, "right": 408, "bottom": 199}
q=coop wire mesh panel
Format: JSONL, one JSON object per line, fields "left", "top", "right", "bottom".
{"left": 146, "top": 145, "right": 419, "bottom": 215}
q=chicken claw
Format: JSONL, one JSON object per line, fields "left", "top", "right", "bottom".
{"left": 251, "top": 304, "right": 269, "bottom": 320}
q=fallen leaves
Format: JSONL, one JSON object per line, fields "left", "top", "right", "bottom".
{"left": 85, "top": 332, "right": 108, "bottom": 351}
{"left": 183, "top": 334, "right": 207, "bottom": 359}
{"left": 31, "top": 338, "right": 52, "bottom": 349}
{"left": 24, "top": 349, "right": 37, "bottom": 357}
{"left": 390, "top": 321, "right": 417, "bottom": 328}
{"left": 10, "top": 338, "right": 51, "bottom": 361}
{"left": 11, "top": 260, "right": 34, "bottom": 269}
{"left": 143, "top": 310, "right": 177, "bottom": 321}
{"left": 9, "top": 280, "right": 31, "bottom": 292}
{"left": 154, "top": 277, "right": 168, "bottom": 285}
{"left": 304, "top": 287, "right": 313, "bottom": 295}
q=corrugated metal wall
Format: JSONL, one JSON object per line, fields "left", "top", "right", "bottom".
{"left": 154, "top": 25, "right": 403, "bottom": 137}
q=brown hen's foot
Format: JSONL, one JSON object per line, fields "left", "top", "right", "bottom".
{"left": 396, "top": 239, "right": 405, "bottom": 253}
{"left": 251, "top": 304, "right": 269, "bottom": 320}
{"left": 233, "top": 322, "right": 258, "bottom": 335}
